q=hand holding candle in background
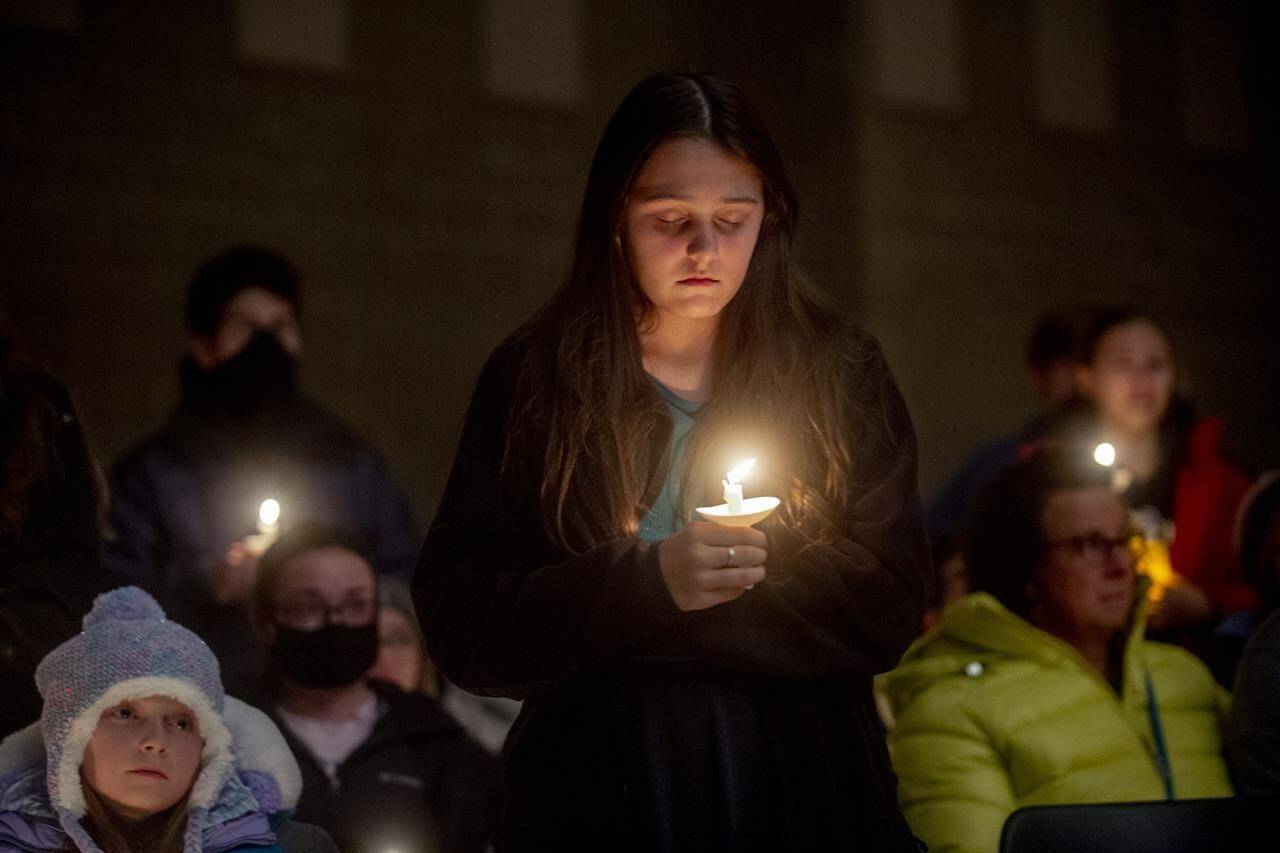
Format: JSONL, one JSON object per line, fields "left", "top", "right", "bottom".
{"left": 212, "top": 498, "right": 281, "bottom": 604}
{"left": 243, "top": 498, "right": 281, "bottom": 556}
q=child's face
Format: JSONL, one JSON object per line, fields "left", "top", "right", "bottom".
{"left": 81, "top": 696, "right": 204, "bottom": 822}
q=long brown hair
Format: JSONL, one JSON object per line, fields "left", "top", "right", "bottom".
{"left": 505, "top": 72, "right": 855, "bottom": 554}
{"left": 80, "top": 782, "right": 189, "bottom": 853}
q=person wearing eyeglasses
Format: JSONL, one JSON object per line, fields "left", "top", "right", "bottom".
{"left": 246, "top": 521, "right": 501, "bottom": 853}
{"left": 881, "top": 448, "right": 1231, "bottom": 853}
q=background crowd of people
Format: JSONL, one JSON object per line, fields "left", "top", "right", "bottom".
{"left": 1, "top": 70, "right": 1278, "bottom": 851}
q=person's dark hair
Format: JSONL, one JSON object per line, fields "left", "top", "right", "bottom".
{"left": 186, "top": 246, "right": 301, "bottom": 336}
{"left": 253, "top": 521, "right": 375, "bottom": 617}
{"left": 1081, "top": 306, "right": 1173, "bottom": 367}
{"left": 1025, "top": 304, "right": 1098, "bottom": 372}
{"left": 504, "top": 71, "right": 851, "bottom": 554}
{"left": 82, "top": 782, "right": 189, "bottom": 853}
{"left": 963, "top": 447, "right": 1114, "bottom": 619}
{"left": 1, "top": 341, "right": 107, "bottom": 542}
{"left": 1237, "top": 472, "right": 1280, "bottom": 610}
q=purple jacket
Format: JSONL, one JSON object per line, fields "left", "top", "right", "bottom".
{"left": 0, "top": 698, "right": 302, "bottom": 852}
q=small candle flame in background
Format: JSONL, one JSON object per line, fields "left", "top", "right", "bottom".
{"left": 1093, "top": 442, "right": 1116, "bottom": 467}
{"left": 258, "top": 498, "right": 281, "bottom": 531}
{"left": 244, "top": 498, "right": 282, "bottom": 557}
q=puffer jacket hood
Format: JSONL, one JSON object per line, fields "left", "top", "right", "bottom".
{"left": 0, "top": 697, "right": 301, "bottom": 852}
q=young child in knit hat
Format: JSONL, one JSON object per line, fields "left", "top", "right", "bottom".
{"left": 0, "top": 586, "right": 323, "bottom": 852}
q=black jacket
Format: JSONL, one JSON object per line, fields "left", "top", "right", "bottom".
{"left": 1230, "top": 609, "right": 1280, "bottom": 795}
{"left": 267, "top": 680, "right": 501, "bottom": 853}
{"left": 415, "top": 328, "right": 932, "bottom": 851}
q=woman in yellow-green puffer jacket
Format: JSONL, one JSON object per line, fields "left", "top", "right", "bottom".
{"left": 882, "top": 449, "right": 1232, "bottom": 853}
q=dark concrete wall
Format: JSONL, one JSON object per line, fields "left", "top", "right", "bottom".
{"left": 3, "top": 1, "right": 1274, "bottom": 531}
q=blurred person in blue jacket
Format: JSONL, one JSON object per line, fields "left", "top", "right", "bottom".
{"left": 926, "top": 305, "right": 1098, "bottom": 571}
{"left": 103, "top": 247, "right": 417, "bottom": 692}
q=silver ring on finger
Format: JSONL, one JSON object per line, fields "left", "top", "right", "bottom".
{"left": 726, "top": 546, "right": 735, "bottom": 567}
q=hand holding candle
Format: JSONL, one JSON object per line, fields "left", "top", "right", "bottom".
{"left": 658, "top": 522, "right": 768, "bottom": 611}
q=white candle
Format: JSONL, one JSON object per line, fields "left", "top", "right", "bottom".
{"left": 723, "top": 458, "right": 755, "bottom": 515}
{"left": 723, "top": 481, "right": 744, "bottom": 514}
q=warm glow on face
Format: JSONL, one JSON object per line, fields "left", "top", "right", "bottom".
{"left": 259, "top": 499, "right": 281, "bottom": 527}
{"left": 1093, "top": 442, "right": 1116, "bottom": 467}
{"left": 726, "top": 458, "right": 756, "bottom": 485}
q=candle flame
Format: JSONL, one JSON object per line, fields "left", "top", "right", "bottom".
{"left": 726, "top": 458, "right": 756, "bottom": 485}
{"left": 1093, "top": 442, "right": 1116, "bottom": 467}
{"left": 259, "top": 499, "right": 281, "bottom": 527}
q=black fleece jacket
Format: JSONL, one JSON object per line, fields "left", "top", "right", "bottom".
{"left": 267, "top": 680, "right": 501, "bottom": 853}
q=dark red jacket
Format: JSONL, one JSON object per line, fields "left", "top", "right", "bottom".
{"left": 1170, "top": 418, "right": 1256, "bottom": 615}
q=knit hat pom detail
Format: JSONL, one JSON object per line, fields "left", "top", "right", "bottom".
{"left": 82, "top": 586, "right": 166, "bottom": 629}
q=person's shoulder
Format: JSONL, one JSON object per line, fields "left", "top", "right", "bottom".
{"left": 272, "top": 819, "right": 340, "bottom": 853}
{"left": 1139, "top": 639, "right": 1222, "bottom": 699}
{"left": 828, "top": 316, "right": 881, "bottom": 361}
{"left": 1240, "top": 609, "right": 1280, "bottom": 658}
{"left": 112, "top": 427, "right": 181, "bottom": 478}
{"left": 370, "top": 680, "right": 466, "bottom": 737}
{"left": 0, "top": 723, "right": 56, "bottom": 820}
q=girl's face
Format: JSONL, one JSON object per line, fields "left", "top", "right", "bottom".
{"left": 368, "top": 606, "right": 424, "bottom": 693}
{"left": 621, "top": 136, "right": 764, "bottom": 327}
{"left": 81, "top": 696, "right": 204, "bottom": 822}
{"left": 1079, "top": 320, "right": 1174, "bottom": 437}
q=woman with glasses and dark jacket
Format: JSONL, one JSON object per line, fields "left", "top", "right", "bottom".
{"left": 882, "top": 449, "right": 1232, "bottom": 853}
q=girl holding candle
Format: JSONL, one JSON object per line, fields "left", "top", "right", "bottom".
{"left": 415, "top": 73, "right": 931, "bottom": 850}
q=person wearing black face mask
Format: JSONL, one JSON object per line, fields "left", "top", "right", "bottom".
{"left": 247, "top": 522, "right": 501, "bottom": 853}
{"left": 102, "top": 246, "right": 419, "bottom": 693}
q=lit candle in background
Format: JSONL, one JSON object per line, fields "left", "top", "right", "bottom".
{"left": 1093, "top": 442, "right": 1116, "bottom": 467}
{"left": 1131, "top": 506, "right": 1176, "bottom": 601}
{"left": 722, "top": 458, "right": 755, "bottom": 515}
{"left": 259, "top": 498, "right": 280, "bottom": 534}
{"left": 244, "top": 498, "right": 281, "bottom": 556}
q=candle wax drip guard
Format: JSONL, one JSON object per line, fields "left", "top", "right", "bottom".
{"left": 695, "top": 496, "right": 781, "bottom": 527}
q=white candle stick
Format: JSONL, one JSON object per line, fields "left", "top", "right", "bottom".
{"left": 722, "top": 458, "right": 755, "bottom": 515}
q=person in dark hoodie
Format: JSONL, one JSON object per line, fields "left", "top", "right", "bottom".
{"left": 247, "top": 522, "right": 500, "bottom": 853}
{"left": 102, "top": 247, "right": 418, "bottom": 692}
{"left": 415, "top": 72, "right": 931, "bottom": 850}
{"left": 1, "top": 338, "right": 107, "bottom": 736}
